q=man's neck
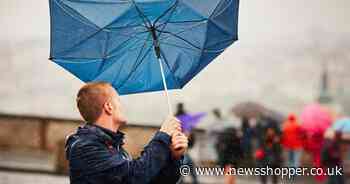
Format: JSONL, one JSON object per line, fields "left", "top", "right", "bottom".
{"left": 95, "top": 118, "right": 120, "bottom": 133}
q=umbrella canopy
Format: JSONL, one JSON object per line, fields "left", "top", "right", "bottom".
{"left": 177, "top": 112, "right": 206, "bottom": 133}
{"left": 49, "top": 0, "right": 239, "bottom": 96}
{"left": 332, "top": 118, "right": 350, "bottom": 132}
{"left": 324, "top": 118, "right": 350, "bottom": 141}
{"left": 262, "top": 109, "right": 285, "bottom": 124}
{"left": 300, "top": 104, "right": 333, "bottom": 133}
{"left": 232, "top": 102, "right": 266, "bottom": 118}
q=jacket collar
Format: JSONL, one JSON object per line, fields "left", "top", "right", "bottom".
{"left": 78, "top": 124, "right": 125, "bottom": 146}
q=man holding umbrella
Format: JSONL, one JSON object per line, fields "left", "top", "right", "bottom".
{"left": 65, "top": 82, "right": 188, "bottom": 184}
{"left": 50, "top": 0, "right": 240, "bottom": 182}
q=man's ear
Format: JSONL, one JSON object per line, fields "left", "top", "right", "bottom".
{"left": 104, "top": 102, "right": 114, "bottom": 115}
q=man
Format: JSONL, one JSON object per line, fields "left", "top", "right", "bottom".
{"left": 65, "top": 82, "right": 188, "bottom": 184}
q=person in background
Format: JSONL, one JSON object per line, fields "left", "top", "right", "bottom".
{"left": 215, "top": 127, "right": 242, "bottom": 184}
{"left": 183, "top": 132, "right": 199, "bottom": 184}
{"left": 281, "top": 114, "right": 303, "bottom": 168}
{"left": 321, "top": 131, "right": 345, "bottom": 184}
{"left": 305, "top": 131, "right": 327, "bottom": 182}
{"left": 255, "top": 127, "right": 282, "bottom": 184}
{"left": 209, "top": 109, "right": 236, "bottom": 162}
{"left": 66, "top": 82, "right": 188, "bottom": 184}
{"left": 241, "top": 117, "right": 254, "bottom": 163}
{"left": 175, "top": 103, "right": 199, "bottom": 184}
{"left": 255, "top": 118, "right": 265, "bottom": 147}
{"left": 256, "top": 116, "right": 281, "bottom": 148}
{"left": 175, "top": 103, "right": 187, "bottom": 117}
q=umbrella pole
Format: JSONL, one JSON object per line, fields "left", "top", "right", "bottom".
{"left": 157, "top": 57, "right": 173, "bottom": 115}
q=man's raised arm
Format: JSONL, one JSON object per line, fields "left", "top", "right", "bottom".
{"left": 68, "top": 117, "right": 184, "bottom": 184}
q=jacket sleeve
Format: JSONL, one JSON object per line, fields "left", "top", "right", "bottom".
{"left": 69, "top": 131, "right": 173, "bottom": 184}
{"left": 150, "top": 157, "right": 183, "bottom": 184}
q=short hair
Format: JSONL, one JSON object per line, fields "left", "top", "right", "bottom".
{"left": 76, "top": 82, "right": 113, "bottom": 123}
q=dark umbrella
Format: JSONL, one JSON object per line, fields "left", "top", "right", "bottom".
{"left": 262, "top": 109, "right": 285, "bottom": 124}
{"left": 232, "top": 101, "right": 266, "bottom": 118}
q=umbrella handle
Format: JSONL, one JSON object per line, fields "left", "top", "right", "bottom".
{"left": 157, "top": 57, "right": 173, "bottom": 115}
{"left": 159, "top": 57, "right": 183, "bottom": 151}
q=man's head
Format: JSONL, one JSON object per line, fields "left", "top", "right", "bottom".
{"left": 76, "top": 82, "right": 126, "bottom": 128}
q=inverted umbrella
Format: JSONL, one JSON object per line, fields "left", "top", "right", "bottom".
{"left": 49, "top": 0, "right": 239, "bottom": 114}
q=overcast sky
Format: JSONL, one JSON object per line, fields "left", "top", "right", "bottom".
{"left": 0, "top": 0, "right": 350, "bottom": 126}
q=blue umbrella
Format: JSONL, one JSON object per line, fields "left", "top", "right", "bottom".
{"left": 49, "top": 0, "right": 239, "bottom": 113}
{"left": 325, "top": 118, "right": 350, "bottom": 141}
{"left": 332, "top": 118, "right": 350, "bottom": 133}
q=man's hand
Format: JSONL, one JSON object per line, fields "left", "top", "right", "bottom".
{"left": 160, "top": 116, "right": 181, "bottom": 136}
{"left": 170, "top": 132, "right": 188, "bottom": 160}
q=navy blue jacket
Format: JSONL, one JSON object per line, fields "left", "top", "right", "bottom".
{"left": 66, "top": 124, "right": 182, "bottom": 184}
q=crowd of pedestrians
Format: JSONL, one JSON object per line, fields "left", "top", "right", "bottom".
{"left": 180, "top": 104, "right": 348, "bottom": 184}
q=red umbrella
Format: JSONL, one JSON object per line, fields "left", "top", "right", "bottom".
{"left": 300, "top": 104, "right": 333, "bottom": 182}
{"left": 300, "top": 104, "right": 332, "bottom": 133}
